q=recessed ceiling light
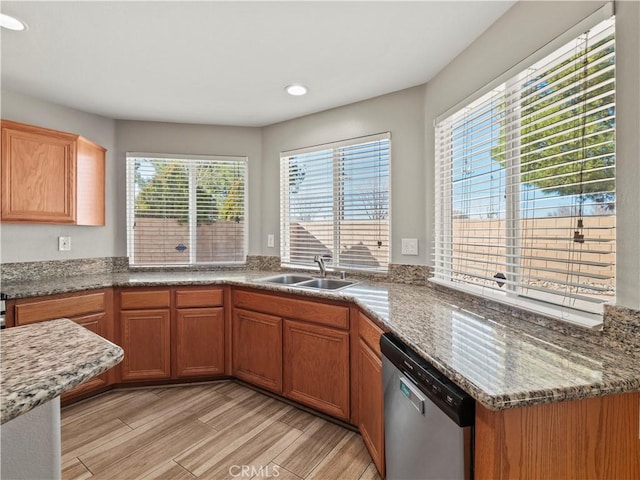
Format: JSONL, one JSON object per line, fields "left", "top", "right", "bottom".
{"left": 1, "top": 13, "right": 27, "bottom": 31}
{"left": 285, "top": 85, "right": 308, "bottom": 96}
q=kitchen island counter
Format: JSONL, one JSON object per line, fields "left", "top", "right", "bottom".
{"left": 1, "top": 318, "right": 124, "bottom": 424}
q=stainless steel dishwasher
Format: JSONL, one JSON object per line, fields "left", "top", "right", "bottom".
{"left": 381, "top": 333, "right": 475, "bottom": 480}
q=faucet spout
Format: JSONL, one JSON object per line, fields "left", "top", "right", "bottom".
{"left": 313, "top": 255, "right": 327, "bottom": 278}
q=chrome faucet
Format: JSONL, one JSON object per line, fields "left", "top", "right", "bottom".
{"left": 313, "top": 255, "right": 326, "bottom": 277}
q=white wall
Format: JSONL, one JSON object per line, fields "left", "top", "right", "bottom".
{"left": 115, "top": 121, "right": 263, "bottom": 255}
{"left": 262, "top": 86, "right": 426, "bottom": 264}
{"left": 423, "top": 0, "right": 640, "bottom": 309}
{"left": 614, "top": 0, "right": 640, "bottom": 310}
{"left": 0, "top": 90, "right": 118, "bottom": 262}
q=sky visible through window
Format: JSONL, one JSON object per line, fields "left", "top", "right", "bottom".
{"left": 290, "top": 141, "right": 389, "bottom": 222}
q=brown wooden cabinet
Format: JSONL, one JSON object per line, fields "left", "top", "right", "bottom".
{"left": 175, "top": 308, "right": 224, "bottom": 377}
{"left": 119, "top": 289, "right": 172, "bottom": 381}
{"left": 62, "top": 312, "right": 113, "bottom": 400}
{"left": 356, "top": 312, "right": 386, "bottom": 477}
{"left": 232, "top": 308, "right": 283, "bottom": 392}
{"left": 475, "top": 391, "right": 640, "bottom": 479}
{"left": 175, "top": 288, "right": 225, "bottom": 378}
{"left": 120, "top": 309, "right": 171, "bottom": 381}
{"left": 284, "top": 319, "right": 350, "bottom": 421}
{"left": 12, "top": 290, "right": 107, "bottom": 327}
{"left": 5, "top": 289, "right": 116, "bottom": 402}
{"left": 1, "top": 120, "right": 106, "bottom": 225}
{"left": 118, "top": 287, "right": 226, "bottom": 382}
{"left": 232, "top": 288, "right": 351, "bottom": 419}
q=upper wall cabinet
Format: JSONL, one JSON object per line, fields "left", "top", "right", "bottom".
{"left": 1, "top": 120, "right": 106, "bottom": 225}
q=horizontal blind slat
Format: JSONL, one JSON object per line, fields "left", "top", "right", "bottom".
{"left": 126, "top": 154, "right": 247, "bottom": 266}
{"left": 281, "top": 134, "right": 390, "bottom": 271}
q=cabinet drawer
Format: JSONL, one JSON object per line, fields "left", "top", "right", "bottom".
{"left": 175, "top": 288, "right": 223, "bottom": 308}
{"left": 15, "top": 292, "right": 105, "bottom": 326}
{"left": 120, "top": 290, "right": 171, "bottom": 309}
{"left": 358, "top": 312, "right": 386, "bottom": 358}
{"left": 233, "top": 289, "right": 349, "bottom": 329}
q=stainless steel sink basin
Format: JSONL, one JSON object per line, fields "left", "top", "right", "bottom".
{"left": 259, "top": 274, "right": 314, "bottom": 285}
{"left": 257, "top": 274, "right": 357, "bottom": 290}
{"left": 296, "top": 278, "right": 357, "bottom": 290}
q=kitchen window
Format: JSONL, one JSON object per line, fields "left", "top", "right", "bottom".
{"left": 280, "top": 133, "right": 390, "bottom": 273}
{"left": 126, "top": 153, "right": 247, "bottom": 266}
{"left": 434, "top": 8, "right": 615, "bottom": 327}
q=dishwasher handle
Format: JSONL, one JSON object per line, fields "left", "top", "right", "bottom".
{"left": 399, "top": 375, "right": 426, "bottom": 414}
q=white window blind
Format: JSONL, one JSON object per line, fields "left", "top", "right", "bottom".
{"left": 280, "top": 133, "right": 390, "bottom": 272}
{"left": 434, "top": 16, "right": 615, "bottom": 327}
{"left": 126, "top": 153, "right": 247, "bottom": 266}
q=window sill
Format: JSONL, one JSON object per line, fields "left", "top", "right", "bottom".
{"left": 428, "top": 277, "right": 605, "bottom": 330}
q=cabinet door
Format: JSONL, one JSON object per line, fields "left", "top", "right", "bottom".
{"left": 120, "top": 309, "right": 171, "bottom": 381}
{"left": 232, "top": 308, "right": 282, "bottom": 393}
{"left": 61, "top": 313, "right": 111, "bottom": 401}
{"left": 175, "top": 307, "right": 225, "bottom": 378}
{"left": 358, "top": 338, "right": 385, "bottom": 477}
{"left": 284, "top": 319, "right": 350, "bottom": 420}
{"left": 1, "top": 123, "right": 76, "bottom": 223}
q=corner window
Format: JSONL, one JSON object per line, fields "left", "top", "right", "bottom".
{"left": 434, "top": 16, "right": 615, "bottom": 327}
{"left": 280, "top": 133, "right": 390, "bottom": 273}
{"left": 126, "top": 153, "right": 247, "bottom": 266}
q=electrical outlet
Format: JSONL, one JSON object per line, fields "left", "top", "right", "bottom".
{"left": 58, "top": 236, "right": 71, "bottom": 251}
{"left": 401, "top": 238, "right": 418, "bottom": 256}
{"left": 267, "top": 234, "right": 275, "bottom": 248}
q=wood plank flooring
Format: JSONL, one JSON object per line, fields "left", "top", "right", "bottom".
{"left": 61, "top": 381, "right": 382, "bottom": 480}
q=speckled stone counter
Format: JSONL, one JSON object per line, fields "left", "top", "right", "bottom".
{"left": 1, "top": 271, "right": 638, "bottom": 411}
{"left": 1, "top": 318, "right": 124, "bottom": 424}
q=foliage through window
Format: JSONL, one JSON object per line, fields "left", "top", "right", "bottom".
{"left": 280, "top": 133, "right": 390, "bottom": 272}
{"left": 434, "top": 16, "right": 615, "bottom": 326}
{"left": 126, "top": 154, "right": 247, "bottom": 266}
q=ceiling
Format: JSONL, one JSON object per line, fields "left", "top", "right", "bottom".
{"left": 1, "top": 1, "right": 515, "bottom": 127}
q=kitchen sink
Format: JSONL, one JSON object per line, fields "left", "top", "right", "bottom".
{"left": 296, "top": 278, "right": 356, "bottom": 290}
{"left": 258, "top": 274, "right": 314, "bottom": 285}
{"left": 257, "top": 274, "right": 357, "bottom": 290}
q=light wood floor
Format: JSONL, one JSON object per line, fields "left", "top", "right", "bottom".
{"left": 61, "top": 381, "right": 382, "bottom": 480}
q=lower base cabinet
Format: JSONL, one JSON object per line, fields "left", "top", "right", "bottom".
{"left": 358, "top": 338, "right": 385, "bottom": 476}
{"left": 232, "top": 308, "right": 283, "bottom": 392}
{"left": 120, "top": 309, "right": 171, "bottom": 381}
{"left": 356, "top": 312, "right": 386, "bottom": 478}
{"left": 175, "top": 307, "right": 225, "bottom": 377}
{"left": 118, "top": 287, "right": 226, "bottom": 382}
{"left": 475, "top": 391, "right": 640, "bottom": 479}
{"left": 61, "top": 312, "right": 112, "bottom": 401}
{"left": 284, "top": 319, "right": 350, "bottom": 421}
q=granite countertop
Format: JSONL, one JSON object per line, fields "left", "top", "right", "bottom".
{"left": 2, "top": 271, "right": 639, "bottom": 411}
{"left": 0, "top": 318, "right": 124, "bottom": 424}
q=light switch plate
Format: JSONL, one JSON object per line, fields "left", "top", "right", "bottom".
{"left": 267, "top": 234, "right": 275, "bottom": 248}
{"left": 58, "top": 236, "right": 71, "bottom": 251}
{"left": 401, "top": 238, "right": 418, "bottom": 255}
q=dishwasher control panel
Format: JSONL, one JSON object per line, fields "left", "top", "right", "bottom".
{"left": 380, "top": 332, "right": 474, "bottom": 427}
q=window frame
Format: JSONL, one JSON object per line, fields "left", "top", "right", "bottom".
{"left": 126, "top": 152, "right": 249, "bottom": 267}
{"left": 432, "top": 6, "right": 615, "bottom": 329}
{"left": 280, "top": 132, "right": 391, "bottom": 273}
